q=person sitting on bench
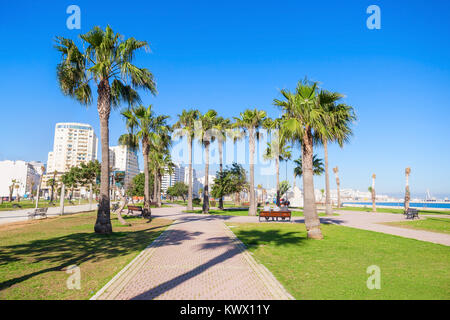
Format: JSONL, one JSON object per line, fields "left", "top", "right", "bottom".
{"left": 280, "top": 202, "right": 289, "bottom": 211}
{"left": 263, "top": 201, "right": 271, "bottom": 212}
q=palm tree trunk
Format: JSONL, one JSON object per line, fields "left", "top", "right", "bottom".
{"left": 372, "top": 177, "right": 376, "bottom": 212}
{"left": 94, "top": 80, "right": 113, "bottom": 234}
{"left": 324, "top": 140, "right": 332, "bottom": 216}
{"left": 142, "top": 140, "right": 151, "bottom": 214}
{"left": 203, "top": 143, "right": 210, "bottom": 213}
{"left": 153, "top": 170, "right": 158, "bottom": 202}
{"left": 302, "top": 127, "right": 323, "bottom": 239}
{"left": 276, "top": 156, "right": 280, "bottom": 206}
{"left": 157, "top": 174, "right": 162, "bottom": 207}
{"left": 187, "top": 135, "right": 193, "bottom": 211}
{"left": 249, "top": 128, "right": 257, "bottom": 216}
{"left": 89, "top": 183, "right": 93, "bottom": 210}
{"left": 405, "top": 173, "right": 410, "bottom": 212}
{"left": 218, "top": 140, "right": 224, "bottom": 210}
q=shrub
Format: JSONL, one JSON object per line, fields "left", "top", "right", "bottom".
{"left": 193, "top": 198, "right": 201, "bottom": 205}
{"left": 210, "top": 199, "right": 216, "bottom": 207}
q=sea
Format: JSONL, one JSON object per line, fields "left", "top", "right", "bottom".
{"left": 343, "top": 202, "right": 450, "bottom": 209}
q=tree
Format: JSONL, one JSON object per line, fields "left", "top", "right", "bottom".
{"left": 78, "top": 160, "right": 101, "bottom": 208}
{"left": 371, "top": 173, "right": 376, "bottom": 212}
{"left": 214, "top": 116, "right": 231, "bottom": 209}
{"left": 333, "top": 166, "right": 341, "bottom": 208}
{"left": 404, "top": 167, "right": 411, "bottom": 212}
{"left": 121, "top": 106, "right": 169, "bottom": 214}
{"left": 263, "top": 117, "right": 291, "bottom": 206}
{"left": 317, "top": 90, "right": 356, "bottom": 216}
{"left": 211, "top": 163, "right": 248, "bottom": 204}
{"left": 196, "top": 110, "right": 218, "bottom": 214}
{"left": 274, "top": 78, "right": 326, "bottom": 239}
{"left": 173, "top": 109, "right": 201, "bottom": 210}
{"left": 127, "top": 172, "right": 154, "bottom": 198}
{"left": 55, "top": 25, "right": 157, "bottom": 234}
{"left": 233, "top": 109, "right": 267, "bottom": 216}
{"left": 293, "top": 154, "right": 324, "bottom": 178}
{"left": 167, "top": 182, "right": 189, "bottom": 201}
{"left": 279, "top": 180, "right": 291, "bottom": 199}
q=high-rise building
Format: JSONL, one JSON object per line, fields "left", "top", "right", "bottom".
{"left": 0, "top": 160, "right": 44, "bottom": 198}
{"left": 46, "top": 123, "right": 98, "bottom": 173}
{"left": 109, "top": 145, "right": 140, "bottom": 188}
{"left": 161, "top": 163, "right": 185, "bottom": 193}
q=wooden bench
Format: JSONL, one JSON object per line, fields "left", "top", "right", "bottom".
{"left": 259, "top": 210, "right": 291, "bottom": 222}
{"left": 127, "top": 205, "right": 143, "bottom": 215}
{"left": 28, "top": 207, "right": 48, "bottom": 220}
{"left": 404, "top": 208, "right": 419, "bottom": 220}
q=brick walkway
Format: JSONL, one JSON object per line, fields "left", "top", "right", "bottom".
{"left": 93, "top": 212, "right": 293, "bottom": 300}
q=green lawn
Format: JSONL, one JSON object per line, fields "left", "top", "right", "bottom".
{"left": 184, "top": 209, "right": 338, "bottom": 217}
{"left": 382, "top": 217, "right": 450, "bottom": 235}
{"left": 0, "top": 211, "right": 171, "bottom": 299}
{"left": 0, "top": 199, "right": 91, "bottom": 211}
{"left": 340, "top": 206, "right": 450, "bottom": 215}
{"left": 228, "top": 222, "right": 450, "bottom": 299}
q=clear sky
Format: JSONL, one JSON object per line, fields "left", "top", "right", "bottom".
{"left": 0, "top": 0, "right": 449, "bottom": 198}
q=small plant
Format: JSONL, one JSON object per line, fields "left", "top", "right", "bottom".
{"left": 193, "top": 198, "right": 201, "bottom": 206}
{"left": 210, "top": 199, "right": 216, "bottom": 207}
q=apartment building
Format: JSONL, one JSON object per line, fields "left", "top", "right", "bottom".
{"left": 109, "top": 145, "right": 140, "bottom": 188}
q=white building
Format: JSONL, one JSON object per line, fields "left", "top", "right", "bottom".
{"left": 46, "top": 122, "right": 98, "bottom": 174}
{"left": 0, "top": 160, "right": 44, "bottom": 198}
{"left": 161, "top": 163, "right": 185, "bottom": 193}
{"left": 109, "top": 145, "right": 139, "bottom": 188}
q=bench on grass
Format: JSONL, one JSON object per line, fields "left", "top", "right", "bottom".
{"left": 404, "top": 208, "right": 419, "bottom": 220}
{"left": 127, "top": 205, "right": 143, "bottom": 215}
{"left": 259, "top": 210, "right": 292, "bottom": 222}
{"left": 28, "top": 207, "right": 48, "bottom": 220}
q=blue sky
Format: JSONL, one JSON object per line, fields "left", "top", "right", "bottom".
{"left": 0, "top": 0, "right": 449, "bottom": 198}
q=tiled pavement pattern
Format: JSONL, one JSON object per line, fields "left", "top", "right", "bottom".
{"left": 94, "top": 213, "right": 294, "bottom": 300}
{"left": 93, "top": 205, "right": 450, "bottom": 300}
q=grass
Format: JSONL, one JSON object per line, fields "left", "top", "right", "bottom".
{"left": 382, "top": 217, "right": 450, "bottom": 235}
{"left": 340, "top": 206, "right": 450, "bottom": 215}
{"left": 184, "top": 209, "right": 338, "bottom": 217}
{"left": 228, "top": 222, "right": 450, "bottom": 299}
{"left": 0, "top": 211, "right": 171, "bottom": 299}
{"left": 0, "top": 199, "right": 91, "bottom": 211}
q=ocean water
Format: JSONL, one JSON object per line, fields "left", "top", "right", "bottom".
{"left": 343, "top": 202, "right": 450, "bottom": 209}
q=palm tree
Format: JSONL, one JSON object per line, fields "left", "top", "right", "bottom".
{"left": 263, "top": 118, "right": 292, "bottom": 206}
{"left": 150, "top": 131, "right": 173, "bottom": 208}
{"left": 55, "top": 26, "right": 157, "bottom": 234}
{"left": 293, "top": 154, "right": 324, "bottom": 178}
{"left": 371, "top": 173, "right": 376, "bottom": 212}
{"left": 196, "top": 110, "right": 218, "bottom": 214}
{"left": 317, "top": 90, "right": 356, "bottom": 216}
{"left": 333, "top": 166, "right": 341, "bottom": 208}
{"left": 405, "top": 167, "right": 411, "bottom": 212}
{"left": 121, "top": 105, "right": 167, "bottom": 215}
{"left": 214, "top": 116, "right": 231, "bottom": 209}
{"left": 274, "top": 79, "right": 326, "bottom": 239}
{"left": 233, "top": 109, "right": 267, "bottom": 216}
{"left": 173, "top": 109, "right": 201, "bottom": 210}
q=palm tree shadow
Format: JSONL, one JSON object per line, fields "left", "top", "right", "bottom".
{"left": 0, "top": 223, "right": 172, "bottom": 292}
{"left": 130, "top": 228, "right": 306, "bottom": 300}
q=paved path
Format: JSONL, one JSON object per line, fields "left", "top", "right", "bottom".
{"left": 93, "top": 207, "right": 293, "bottom": 300}
{"left": 0, "top": 203, "right": 96, "bottom": 225}
{"left": 92, "top": 205, "right": 449, "bottom": 300}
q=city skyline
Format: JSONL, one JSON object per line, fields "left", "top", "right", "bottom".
{"left": 0, "top": 1, "right": 449, "bottom": 198}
